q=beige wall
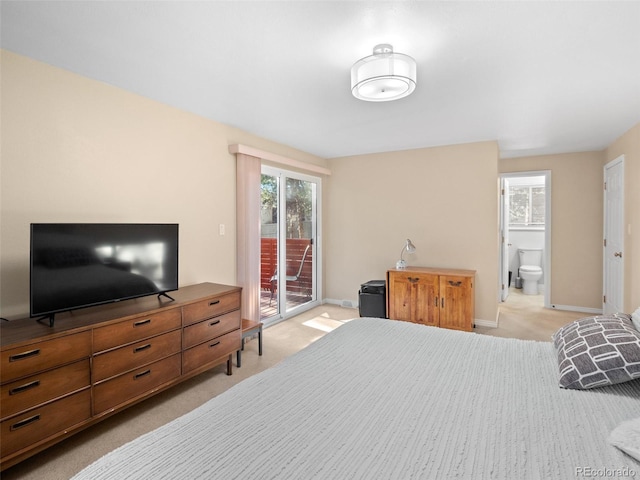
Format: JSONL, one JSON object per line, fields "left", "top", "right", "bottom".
{"left": 605, "top": 122, "right": 640, "bottom": 312}
{"left": 499, "top": 152, "right": 605, "bottom": 310}
{"left": 326, "top": 142, "right": 500, "bottom": 324}
{"left": 3, "top": 50, "right": 636, "bottom": 322}
{"left": 0, "top": 51, "right": 327, "bottom": 318}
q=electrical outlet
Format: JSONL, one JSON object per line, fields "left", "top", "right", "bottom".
{"left": 219, "top": 224, "right": 225, "bottom": 236}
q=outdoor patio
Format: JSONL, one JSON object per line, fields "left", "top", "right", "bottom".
{"left": 260, "top": 289, "right": 313, "bottom": 320}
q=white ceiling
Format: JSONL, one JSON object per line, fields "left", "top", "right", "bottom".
{"left": 2, "top": 1, "right": 639, "bottom": 159}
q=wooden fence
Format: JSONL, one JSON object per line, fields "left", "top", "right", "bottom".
{"left": 260, "top": 238, "right": 313, "bottom": 296}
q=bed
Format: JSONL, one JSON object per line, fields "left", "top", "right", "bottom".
{"left": 72, "top": 317, "right": 640, "bottom": 479}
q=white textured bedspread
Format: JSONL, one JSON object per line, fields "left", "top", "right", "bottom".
{"left": 73, "top": 318, "right": 640, "bottom": 480}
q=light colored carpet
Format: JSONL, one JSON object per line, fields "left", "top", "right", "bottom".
{"left": 71, "top": 318, "right": 640, "bottom": 480}
{"left": 477, "top": 288, "right": 587, "bottom": 341}
{"left": 2, "top": 299, "right": 583, "bottom": 480}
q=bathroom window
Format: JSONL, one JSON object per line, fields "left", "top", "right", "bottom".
{"left": 509, "top": 185, "right": 545, "bottom": 227}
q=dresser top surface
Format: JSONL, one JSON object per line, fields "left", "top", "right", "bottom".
{"left": 388, "top": 266, "right": 476, "bottom": 277}
{"left": 1, "top": 283, "right": 241, "bottom": 349}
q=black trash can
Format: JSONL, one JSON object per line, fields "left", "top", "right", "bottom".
{"left": 359, "top": 280, "right": 386, "bottom": 318}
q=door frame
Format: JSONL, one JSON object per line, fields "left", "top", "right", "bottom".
{"left": 602, "top": 155, "right": 625, "bottom": 314}
{"left": 499, "top": 177, "right": 511, "bottom": 302}
{"left": 261, "top": 165, "right": 322, "bottom": 325}
{"left": 499, "top": 171, "right": 552, "bottom": 307}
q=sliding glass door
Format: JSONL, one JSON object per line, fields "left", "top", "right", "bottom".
{"left": 260, "top": 167, "right": 320, "bottom": 322}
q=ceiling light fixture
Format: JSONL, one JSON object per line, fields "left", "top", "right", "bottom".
{"left": 351, "top": 44, "right": 417, "bottom": 102}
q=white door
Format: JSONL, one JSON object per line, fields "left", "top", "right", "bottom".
{"left": 603, "top": 156, "right": 624, "bottom": 314}
{"left": 500, "top": 178, "right": 511, "bottom": 301}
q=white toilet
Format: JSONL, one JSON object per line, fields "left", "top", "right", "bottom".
{"left": 518, "top": 248, "right": 543, "bottom": 295}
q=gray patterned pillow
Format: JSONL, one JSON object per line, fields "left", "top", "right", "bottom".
{"left": 552, "top": 314, "right": 640, "bottom": 389}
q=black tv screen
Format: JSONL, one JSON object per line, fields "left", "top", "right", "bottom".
{"left": 30, "top": 223, "right": 179, "bottom": 320}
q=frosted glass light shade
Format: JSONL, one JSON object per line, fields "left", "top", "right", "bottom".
{"left": 351, "top": 44, "right": 417, "bottom": 102}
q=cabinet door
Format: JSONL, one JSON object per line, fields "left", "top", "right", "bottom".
{"left": 388, "top": 272, "right": 412, "bottom": 321}
{"left": 413, "top": 274, "right": 439, "bottom": 326}
{"left": 439, "top": 275, "right": 474, "bottom": 331}
{"left": 388, "top": 272, "right": 438, "bottom": 325}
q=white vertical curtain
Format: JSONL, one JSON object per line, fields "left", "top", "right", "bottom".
{"left": 236, "top": 153, "right": 261, "bottom": 321}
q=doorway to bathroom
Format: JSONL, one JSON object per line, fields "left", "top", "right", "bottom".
{"left": 499, "top": 171, "right": 551, "bottom": 308}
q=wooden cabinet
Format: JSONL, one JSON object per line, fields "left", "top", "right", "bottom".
{"left": 182, "top": 291, "right": 241, "bottom": 375}
{"left": 93, "top": 354, "right": 182, "bottom": 415}
{"left": 0, "top": 282, "right": 241, "bottom": 470}
{"left": 93, "top": 325, "right": 183, "bottom": 414}
{"left": 387, "top": 267, "right": 475, "bottom": 332}
{"left": 438, "top": 274, "right": 475, "bottom": 331}
{"left": 0, "top": 331, "right": 92, "bottom": 461}
{"left": 1, "top": 332, "right": 91, "bottom": 382}
{"left": 92, "top": 330, "right": 182, "bottom": 383}
{"left": 1, "top": 390, "right": 91, "bottom": 460}
{"left": 93, "top": 309, "right": 182, "bottom": 352}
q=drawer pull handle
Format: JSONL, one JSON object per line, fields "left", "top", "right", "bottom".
{"left": 9, "top": 349, "right": 40, "bottom": 362}
{"left": 134, "top": 319, "right": 152, "bottom": 327}
{"left": 134, "top": 369, "right": 151, "bottom": 380}
{"left": 209, "top": 341, "right": 221, "bottom": 349}
{"left": 407, "top": 277, "right": 419, "bottom": 283}
{"left": 11, "top": 414, "right": 40, "bottom": 431}
{"left": 434, "top": 296, "right": 438, "bottom": 307}
{"left": 10, "top": 380, "right": 40, "bottom": 395}
{"left": 441, "top": 298, "right": 445, "bottom": 308}
{"left": 134, "top": 344, "right": 152, "bottom": 353}
{"left": 209, "top": 300, "right": 220, "bottom": 306}
{"left": 209, "top": 319, "right": 221, "bottom": 326}
{"left": 448, "top": 280, "right": 462, "bottom": 287}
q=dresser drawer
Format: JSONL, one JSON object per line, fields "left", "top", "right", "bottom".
{"left": 1, "top": 389, "right": 91, "bottom": 458}
{"left": 182, "top": 291, "right": 241, "bottom": 326}
{"left": 183, "top": 310, "right": 240, "bottom": 349}
{"left": 1, "top": 332, "right": 91, "bottom": 384}
{"left": 93, "top": 354, "right": 182, "bottom": 414}
{"left": 93, "top": 330, "right": 182, "bottom": 382}
{"left": 93, "top": 309, "right": 182, "bottom": 353}
{"left": 183, "top": 329, "right": 241, "bottom": 374}
{"left": 1, "top": 359, "right": 90, "bottom": 420}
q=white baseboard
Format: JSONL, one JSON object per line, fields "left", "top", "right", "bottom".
{"left": 475, "top": 318, "right": 497, "bottom": 328}
{"left": 548, "top": 304, "right": 602, "bottom": 315}
{"left": 324, "top": 298, "right": 359, "bottom": 310}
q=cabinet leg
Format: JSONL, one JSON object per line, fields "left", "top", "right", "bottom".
{"left": 226, "top": 354, "right": 233, "bottom": 375}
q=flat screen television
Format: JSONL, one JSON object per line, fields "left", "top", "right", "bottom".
{"left": 30, "top": 223, "right": 179, "bottom": 325}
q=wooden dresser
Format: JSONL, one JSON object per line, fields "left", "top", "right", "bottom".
{"left": 0, "top": 282, "right": 241, "bottom": 470}
{"left": 387, "top": 267, "right": 475, "bottom": 331}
